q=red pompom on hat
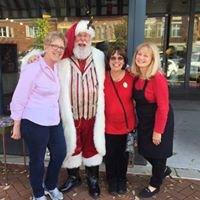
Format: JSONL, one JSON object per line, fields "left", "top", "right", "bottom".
{"left": 62, "top": 22, "right": 77, "bottom": 58}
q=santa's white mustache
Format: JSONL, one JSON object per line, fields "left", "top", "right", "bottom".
{"left": 77, "top": 41, "right": 87, "bottom": 46}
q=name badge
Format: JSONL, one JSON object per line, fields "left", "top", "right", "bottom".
{"left": 123, "top": 82, "right": 128, "bottom": 88}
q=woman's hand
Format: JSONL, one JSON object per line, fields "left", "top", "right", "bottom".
{"left": 152, "top": 131, "right": 161, "bottom": 145}
{"left": 11, "top": 120, "right": 21, "bottom": 140}
{"left": 27, "top": 55, "right": 39, "bottom": 64}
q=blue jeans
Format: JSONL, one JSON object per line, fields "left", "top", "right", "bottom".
{"left": 21, "top": 119, "right": 66, "bottom": 198}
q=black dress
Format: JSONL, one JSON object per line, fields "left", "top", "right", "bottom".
{"left": 133, "top": 79, "right": 174, "bottom": 159}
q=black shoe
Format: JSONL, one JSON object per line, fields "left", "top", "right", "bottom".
{"left": 87, "top": 176, "right": 100, "bottom": 198}
{"left": 117, "top": 181, "right": 127, "bottom": 195}
{"left": 108, "top": 181, "right": 117, "bottom": 196}
{"left": 163, "top": 166, "right": 172, "bottom": 178}
{"left": 139, "top": 186, "right": 160, "bottom": 198}
{"left": 59, "top": 176, "right": 81, "bottom": 192}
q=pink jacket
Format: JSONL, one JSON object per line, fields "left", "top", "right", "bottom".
{"left": 10, "top": 56, "right": 60, "bottom": 126}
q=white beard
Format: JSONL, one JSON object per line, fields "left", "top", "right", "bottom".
{"left": 73, "top": 43, "right": 92, "bottom": 60}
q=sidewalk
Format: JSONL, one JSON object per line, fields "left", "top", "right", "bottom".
{"left": 1, "top": 163, "right": 200, "bottom": 200}
{"left": 0, "top": 100, "right": 200, "bottom": 199}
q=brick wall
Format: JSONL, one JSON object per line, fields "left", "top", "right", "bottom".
{"left": 0, "top": 19, "right": 57, "bottom": 53}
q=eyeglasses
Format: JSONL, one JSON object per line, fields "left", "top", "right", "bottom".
{"left": 50, "top": 44, "right": 65, "bottom": 51}
{"left": 110, "top": 56, "right": 124, "bottom": 61}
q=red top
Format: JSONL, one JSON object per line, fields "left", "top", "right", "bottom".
{"left": 104, "top": 71, "right": 136, "bottom": 135}
{"left": 134, "top": 72, "right": 169, "bottom": 134}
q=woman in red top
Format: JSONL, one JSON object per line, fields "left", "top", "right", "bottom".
{"left": 104, "top": 47, "right": 136, "bottom": 195}
{"left": 131, "top": 42, "right": 174, "bottom": 198}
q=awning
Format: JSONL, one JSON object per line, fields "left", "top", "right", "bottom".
{"left": 0, "top": 0, "right": 128, "bottom": 19}
{"left": 0, "top": 0, "right": 68, "bottom": 19}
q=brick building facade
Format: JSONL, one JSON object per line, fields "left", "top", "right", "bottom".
{"left": 0, "top": 19, "right": 57, "bottom": 53}
{"left": 0, "top": 16, "right": 124, "bottom": 54}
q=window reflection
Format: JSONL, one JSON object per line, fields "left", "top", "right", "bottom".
{"left": 144, "top": 16, "right": 187, "bottom": 87}
{"left": 190, "top": 14, "right": 200, "bottom": 87}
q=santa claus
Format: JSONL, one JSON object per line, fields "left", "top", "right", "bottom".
{"left": 58, "top": 20, "right": 105, "bottom": 198}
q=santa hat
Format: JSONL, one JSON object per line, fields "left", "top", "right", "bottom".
{"left": 62, "top": 22, "right": 77, "bottom": 58}
{"left": 62, "top": 20, "right": 95, "bottom": 58}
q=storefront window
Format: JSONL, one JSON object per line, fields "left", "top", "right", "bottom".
{"left": 144, "top": 17, "right": 165, "bottom": 76}
{"left": 190, "top": 14, "right": 200, "bottom": 88}
{"left": 144, "top": 15, "right": 188, "bottom": 87}
{"left": 166, "top": 16, "right": 187, "bottom": 87}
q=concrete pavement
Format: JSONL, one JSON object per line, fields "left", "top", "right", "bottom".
{"left": 0, "top": 100, "right": 200, "bottom": 199}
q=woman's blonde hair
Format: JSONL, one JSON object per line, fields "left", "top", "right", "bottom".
{"left": 44, "top": 31, "right": 66, "bottom": 47}
{"left": 131, "top": 42, "right": 162, "bottom": 79}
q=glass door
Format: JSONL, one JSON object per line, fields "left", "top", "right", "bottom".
{"left": 190, "top": 14, "right": 200, "bottom": 88}
{"left": 167, "top": 16, "right": 188, "bottom": 87}
{"left": 144, "top": 15, "right": 188, "bottom": 87}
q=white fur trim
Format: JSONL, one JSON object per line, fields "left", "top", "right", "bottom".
{"left": 83, "top": 154, "right": 103, "bottom": 167}
{"left": 58, "top": 58, "right": 77, "bottom": 158}
{"left": 58, "top": 47, "right": 105, "bottom": 167}
{"left": 20, "top": 49, "right": 42, "bottom": 71}
{"left": 91, "top": 47, "right": 106, "bottom": 156}
{"left": 62, "top": 153, "right": 82, "bottom": 168}
{"left": 75, "top": 20, "right": 95, "bottom": 38}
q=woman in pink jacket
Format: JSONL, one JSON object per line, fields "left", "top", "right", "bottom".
{"left": 10, "top": 31, "right": 66, "bottom": 200}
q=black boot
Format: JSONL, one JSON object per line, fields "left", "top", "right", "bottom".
{"left": 117, "top": 179, "right": 127, "bottom": 194}
{"left": 59, "top": 168, "right": 81, "bottom": 192}
{"left": 85, "top": 166, "right": 100, "bottom": 198}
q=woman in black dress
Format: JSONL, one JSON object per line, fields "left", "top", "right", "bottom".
{"left": 131, "top": 42, "right": 174, "bottom": 198}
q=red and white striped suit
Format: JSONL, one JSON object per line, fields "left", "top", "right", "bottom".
{"left": 58, "top": 47, "right": 105, "bottom": 168}
{"left": 70, "top": 54, "right": 98, "bottom": 120}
